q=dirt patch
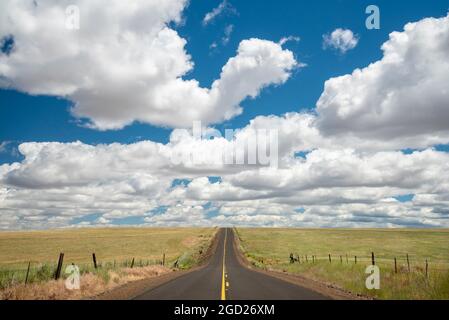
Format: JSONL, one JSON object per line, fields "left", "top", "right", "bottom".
{"left": 181, "top": 236, "right": 200, "bottom": 247}
{"left": 232, "top": 228, "right": 369, "bottom": 300}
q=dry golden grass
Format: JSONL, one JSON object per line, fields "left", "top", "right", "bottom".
{"left": 237, "top": 228, "right": 449, "bottom": 299}
{"left": 0, "top": 265, "right": 170, "bottom": 300}
{"left": 0, "top": 227, "right": 216, "bottom": 296}
{"left": 0, "top": 227, "right": 215, "bottom": 267}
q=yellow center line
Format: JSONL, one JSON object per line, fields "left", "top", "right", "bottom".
{"left": 221, "top": 228, "right": 227, "bottom": 300}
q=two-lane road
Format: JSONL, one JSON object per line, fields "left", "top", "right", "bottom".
{"left": 135, "top": 228, "right": 329, "bottom": 300}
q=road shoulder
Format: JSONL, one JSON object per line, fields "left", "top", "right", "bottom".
{"left": 93, "top": 269, "right": 192, "bottom": 300}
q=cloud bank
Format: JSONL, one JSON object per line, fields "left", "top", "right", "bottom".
{"left": 1, "top": 4, "right": 449, "bottom": 229}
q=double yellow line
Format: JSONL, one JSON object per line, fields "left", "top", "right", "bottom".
{"left": 220, "top": 228, "right": 227, "bottom": 300}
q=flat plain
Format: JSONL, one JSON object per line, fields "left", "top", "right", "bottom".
{"left": 0, "top": 227, "right": 216, "bottom": 268}
{"left": 236, "top": 228, "right": 449, "bottom": 299}
{"left": 0, "top": 227, "right": 216, "bottom": 297}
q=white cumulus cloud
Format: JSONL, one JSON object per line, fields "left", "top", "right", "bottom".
{"left": 0, "top": 0, "right": 297, "bottom": 130}
{"left": 323, "top": 28, "right": 359, "bottom": 53}
{"left": 317, "top": 14, "right": 449, "bottom": 145}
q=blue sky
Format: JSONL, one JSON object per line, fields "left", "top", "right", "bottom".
{"left": 2, "top": 0, "right": 448, "bottom": 163}
{"left": 1, "top": 0, "right": 449, "bottom": 229}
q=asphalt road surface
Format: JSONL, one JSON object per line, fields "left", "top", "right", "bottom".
{"left": 135, "top": 228, "right": 329, "bottom": 300}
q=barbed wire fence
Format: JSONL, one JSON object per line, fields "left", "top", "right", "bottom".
{"left": 0, "top": 251, "right": 169, "bottom": 289}
{"left": 282, "top": 251, "right": 449, "bottom": 276}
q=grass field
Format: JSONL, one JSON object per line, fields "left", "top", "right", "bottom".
{"left": 0, "top": 227, "right": 216, "bottom": 289}
{"left": 236, "top": 228, "right": 449, "bottom": 299}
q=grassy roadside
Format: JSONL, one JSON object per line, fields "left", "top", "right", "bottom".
{"left": 236, "top": 228, "right": 449, "bottom": 299}
{"left": 0, "top": 227, "right": 217, "bottom": 299}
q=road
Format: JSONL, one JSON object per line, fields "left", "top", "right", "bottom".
{"left": 134, "top": 228, "right": 329, "bottom": 300}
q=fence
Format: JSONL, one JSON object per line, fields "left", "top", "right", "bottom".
{"left": 0, "top": 251, "right": 169, "bottom": 289}
{"left": 286, "top": 251, "right": 448, "bottom": 277}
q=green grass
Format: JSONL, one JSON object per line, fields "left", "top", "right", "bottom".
{"left": 236, "top": 228, "right": 449, "bottom": 300}
{"left": 0, "top": 227, "right": 216, "bottom": 289}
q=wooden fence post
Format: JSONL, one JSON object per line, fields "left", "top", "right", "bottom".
{"left": 25, "top": 261, "right": 31, "bottom": 285}
{"left": 354, "top": 256, "right": 357, "bottom": 264}
{"left": 312, "top": 255, "right": 315, "bottom": 263}
{"left": 406, "top": 254, "right": 410, "bottom": 273}
{"left": 340, "top": 255, "right": 342, "bottom": 263}
{"left": 371, "top": 252, "right": 375, "bottom": 266}
{"left": 305, "top": 255, "right": 308, "bottom": 263}
{"left": 92, "top": 253, "right": 98, "bottom": 269}
{"left": 130, "top": 258, "right": 135, "bottom": 268}
{"left": 328, "top": 254, "right": 331, "bottom": 263}
{"left": 394, "top": 257, "right": 398, "bottom": 274}
{"left": 346, "top": 254, "right": 348, "bottom": 264}
{"left": 162, "top": 253, "right": 166, "bottom": 266}
{"left": 55, "top": 253, "right": 64, "bottom": 280}
{"left": 425, "top": 259, "right": 428, "bottom": 278}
